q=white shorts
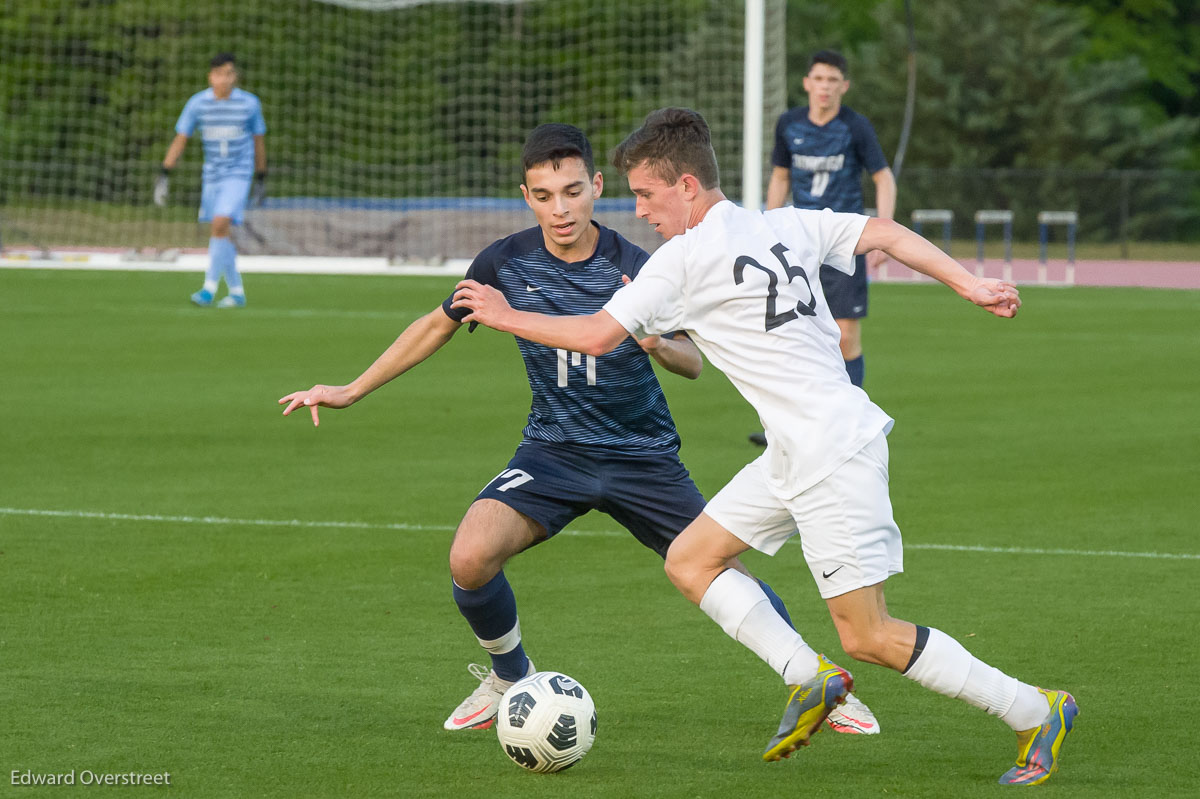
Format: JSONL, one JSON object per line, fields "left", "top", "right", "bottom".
{"left": 705, "top": 431, "right": 903, "bottom": 599}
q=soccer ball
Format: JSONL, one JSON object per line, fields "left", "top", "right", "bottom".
{"left": 496, "top": 671, "right": 596, "bottom": 773}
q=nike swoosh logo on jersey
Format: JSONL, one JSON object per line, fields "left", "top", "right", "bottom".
{"left": 822, "top": 565, "right": 845, "bottom": 579}
{"left": 526, "top": 285, "right": 541, "bottom": 292}
{"left": 451, "top": 704, "right": 493, "bottom": 726}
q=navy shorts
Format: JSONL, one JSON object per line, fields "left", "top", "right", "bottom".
{"left": 474, "top": 440, "right": 707, "bottom": 558}
{"left": 820, "top": 253, "right": 868, "bottom": 319}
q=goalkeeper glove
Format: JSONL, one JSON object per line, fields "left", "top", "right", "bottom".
{"left": 251, "top": 170, "right": 268, "bottom": 207}
{"left": 153, "top": 167, "right": 170, "bottom": 207}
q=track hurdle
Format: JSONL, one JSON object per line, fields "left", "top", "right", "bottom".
{"left": 1037, "top": 210, "right": 1077, "bottom": 285}
{"left": 911, "top": 209, "right": 953, "bottom": 253}
{"left": 974, "top": 209, "right": 1013, "bottom": 281}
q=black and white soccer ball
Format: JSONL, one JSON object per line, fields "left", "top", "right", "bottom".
{"left": 496, "top": 671, "right": 596, "bottom": 773}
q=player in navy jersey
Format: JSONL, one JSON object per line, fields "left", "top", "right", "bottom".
{"left": 765, "top": 50, "right": 894, "bottom": 392}
{"left": 155, "top": 53, "right": 267, "bottom": 308}
{"left": 279, "top": 123, "right": 877, "bottom": 736}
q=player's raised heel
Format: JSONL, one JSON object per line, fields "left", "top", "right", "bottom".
{"left": 763, "top": 654, "right": 853, "bottom": 762}
{"left": 190, "top": 288, "right": 214, "bottom": 307}
{"left": 998, "top": 689, "right": 1078, "bottom": 786}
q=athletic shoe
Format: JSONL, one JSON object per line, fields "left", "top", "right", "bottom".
{"left": 998, "top": 688, "right": 1079, "bottom": 786}
{"left": 217, "top": 294, "right": 246, "bottom": 308}
{"left": 748, "top": 431, "right": 767, "bottom": 447}
{"left": 442, "top": 659, "right": 535, "bottom": 731}
{"left": 190, "top": 289, "right": 214, "bottom": 307}
{"left": 763, "top": 654, "right": 853, "bottom": 761}
{"left": 826, "top": 691, "right": 880, "bottom": 734}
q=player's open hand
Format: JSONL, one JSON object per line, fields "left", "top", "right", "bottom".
{"left": 451, "top": 280, "right": 513, "bottom": 330}
{"left": 278, "top": 384, "right": 352, "bottom": 426}
{"left": 964, "top": 278, "right": 1021, "bottom": 318}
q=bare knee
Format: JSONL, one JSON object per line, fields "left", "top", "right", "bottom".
{"left": 211, "top": 217, "right": 232, "bottom": 238}
{"left": 448, "top": 537, "right": 500, "bottom": 590}
{"left": 663, "top": 539, "right": 718, "bottom": 605}
{"left": 448, "top": 500, "right": 541, "bottom": 590}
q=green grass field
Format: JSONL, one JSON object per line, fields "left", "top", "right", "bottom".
{"left": 2, "top": 269, "right": 1198, "bottom": 798}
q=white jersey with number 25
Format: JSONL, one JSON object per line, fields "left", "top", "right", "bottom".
{"left": 604, "top": 201, "right": 894, "bottom": 496}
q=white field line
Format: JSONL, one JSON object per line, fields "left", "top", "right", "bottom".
{"left": 2, "top": 506, "right": 1197, "bottom": 561}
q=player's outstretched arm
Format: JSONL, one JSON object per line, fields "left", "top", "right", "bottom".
{"left": 452, "top": 279, "right": 628, "bottom": 356}
{"left": 278, "top": 307, "right": 460, "bottom": 426}
{"left": 857, "top": 218, "right": 1021, "bottom": 318}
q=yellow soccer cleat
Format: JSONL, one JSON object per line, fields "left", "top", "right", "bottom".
{"left": 998, "top": 688, "right": 1079, "bottom": 786}
{"left": 763, "top": 654, "right": 853, "bottom": 762}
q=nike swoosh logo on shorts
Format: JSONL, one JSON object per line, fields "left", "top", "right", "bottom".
{"left": 822, "top": 565, "right": 845, "bottom": 579}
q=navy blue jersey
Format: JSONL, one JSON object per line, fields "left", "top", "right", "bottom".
{"left": 442, "top": 223, "right": 681, "bottom": 454}
{"left": 771, "top": 105, "right": 888, "bottom": 213}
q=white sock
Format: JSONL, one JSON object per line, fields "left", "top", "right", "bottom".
{"left": 1003, "top": 684, "right": 1052, "bottom": 731}
{"left": 202, "top": 279, "right": 219, "bottom": 294}
{"left": 904, "top": 627, "right": 1046, "bottom": 731}
{"left": 698, "top": 569, "right": 820, "bottom": 685}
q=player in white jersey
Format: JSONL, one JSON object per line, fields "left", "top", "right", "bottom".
{"left": 280, "top": 123, "right": 877, "bottom": 738}
{"left": 155, "top": 53, "right": 267, "bottom": 308}
{"left": 452, "top": 108, "right": 1077, "bottom": 786}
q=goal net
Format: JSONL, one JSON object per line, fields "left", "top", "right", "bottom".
{"left": 1, "top": 0, "right": 785, "bottom": 261}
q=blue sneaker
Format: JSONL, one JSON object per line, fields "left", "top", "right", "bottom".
{"left": 217, "top": 294, "right": 246, "bottom": 309}
{"left": 998, "top": 689, "right": 1079, "bottom": 786}
{"left": 763, "top": 654, "right": 853, "bottom": 761}
{"left": 190, "top": 289, "right": 214, "bottom": 307}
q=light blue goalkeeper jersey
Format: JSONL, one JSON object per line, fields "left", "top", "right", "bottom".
{"left": 442, "top": 223, "right": 681, "bottom": 454}
{"left": 175, "top": 88, "right": 266, "bottom": 180}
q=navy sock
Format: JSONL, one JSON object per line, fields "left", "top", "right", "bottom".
{"left": 452, "top": 571, "right": 529, "bottom": 681}
{"left": 758, "top": 579, "right": 794, "bottom": 630}
{"left": 845, "top": 355, "right": 864, "bottom": 387}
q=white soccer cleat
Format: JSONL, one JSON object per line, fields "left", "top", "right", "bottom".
{"left": 826, "top": 692, "right": 880, "bottom": 735}
{"left": 442, "top": 659, "right": 535, "bottom": 731}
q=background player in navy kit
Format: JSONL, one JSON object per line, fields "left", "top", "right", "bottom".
{"left": 750, "top": 50, "right": 892, "bottom": 445}
{"left": 765, "top": 50, "right": 894, "bottom": 391}
{"left": 155, "top": 53, "right": 267, "bottom": 308}
{"left": 278, "top": 124, "right": 877, "bottom": 735}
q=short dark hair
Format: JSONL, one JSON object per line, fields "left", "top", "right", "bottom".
{"left": 808, "top": 49, "right": 848, "bottom": 77}
{"left": 610, "top": 107, "right": 720, "bottom": 189}
{"left": 210, "top": 53, "right": 237, "bottom": 70}
{"left": 522, "top": 123, "right": 595, "bottom": 177}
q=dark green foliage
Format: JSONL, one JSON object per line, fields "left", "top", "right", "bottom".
{"left": 837, "top": 0, "right": 1200, "bottom": 239}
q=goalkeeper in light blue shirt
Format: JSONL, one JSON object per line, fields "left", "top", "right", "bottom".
{"left": 155, "top": 53, "right": 267, "bottom": 308}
